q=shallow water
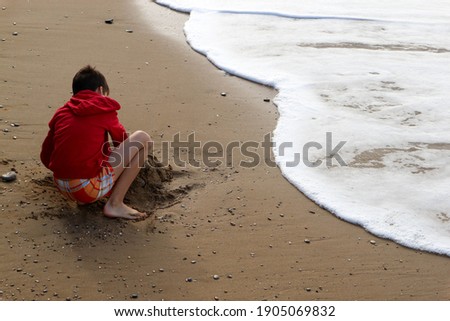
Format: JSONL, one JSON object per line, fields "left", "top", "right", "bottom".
{"left": 152, "top": 0, "right": 450, "bottom": 256}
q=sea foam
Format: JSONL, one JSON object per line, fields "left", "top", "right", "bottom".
{"left": 153, "top": 0, "right": 450, "bottom": 256}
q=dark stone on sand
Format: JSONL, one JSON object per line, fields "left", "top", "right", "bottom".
{"left": 105, "top": 19, "right": 114, "bottom": 24}
{"left": 263, "top": 98, "right": 270, "bottom": 102}
{"left": 1, "top": 171, "right": 16, "bottom": 182}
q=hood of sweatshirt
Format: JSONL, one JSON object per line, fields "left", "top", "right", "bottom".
{"left": 66, "top": 90, "right": 121, "bottom": 116}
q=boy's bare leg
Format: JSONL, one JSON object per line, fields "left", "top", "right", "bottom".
{"left": 104, "top": 131, "right": 152, "bottom": 219}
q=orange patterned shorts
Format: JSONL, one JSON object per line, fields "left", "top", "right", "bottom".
{"left": 54, "top": 164, "right": 116, "bottom": 205}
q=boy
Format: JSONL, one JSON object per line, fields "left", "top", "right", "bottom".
{"left": 40, "top": 65, "right": 152, "bottom": 219}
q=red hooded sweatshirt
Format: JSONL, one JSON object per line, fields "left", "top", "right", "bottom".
{"left": 40, "top": 90, "right": 128, "bottom": 179}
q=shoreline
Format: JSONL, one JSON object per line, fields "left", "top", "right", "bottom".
{"left": 0, "top": 0, "right": 448, "bottom": 301}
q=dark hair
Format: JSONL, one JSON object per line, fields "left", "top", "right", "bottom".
{"left": 72, "top": 65, "right": 110, "bottom": 95}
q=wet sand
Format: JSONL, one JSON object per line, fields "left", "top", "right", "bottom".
{"left": 0, "top": 0, "right": 448, "bottom": 300}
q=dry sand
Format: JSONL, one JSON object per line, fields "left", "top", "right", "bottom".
{"left": 0, "top": 0, "right": 448, "bottom": 301}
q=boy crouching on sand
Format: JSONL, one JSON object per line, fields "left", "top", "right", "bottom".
{"left": 40, "top": 65, "right": 152, "bottom": 219}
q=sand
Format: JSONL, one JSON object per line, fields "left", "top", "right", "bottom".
{"left": 0, "top": 0, "right": 448, "bottom": 301}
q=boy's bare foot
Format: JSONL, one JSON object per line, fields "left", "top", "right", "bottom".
{"left": 103, "top": 201, "right": 147, "bottom": 220}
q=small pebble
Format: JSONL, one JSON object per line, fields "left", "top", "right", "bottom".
{"left": 125, "top": 29, "right": 133, "bottom": 33}
{"left": 185, "top": 277, "right": 193, "bottom": 282}
{"left": 220, "top": 92, "right": 227, "bottom": 97}
{"left": 104, "top": 19, "right": 114, "bottom": 24}
{"left": 263, "top": 98, "right": 271, "bottom": 102}
{"left": 370, "top": 240, "right": 377, "bottom": 245}
{"left": 130, "top": 293, "right": 139, "bottom": 299}
{"left": 304, "top": 239, "right": 311, "bottom": 244}
{"left": 1, "top": 171, "right": 16, "bottom": 182}
{"left": 12, "top": 32, "right": 18, "bottom": 36}
{"left": 213, "top": 275, "right": 220, "bottom": 280}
